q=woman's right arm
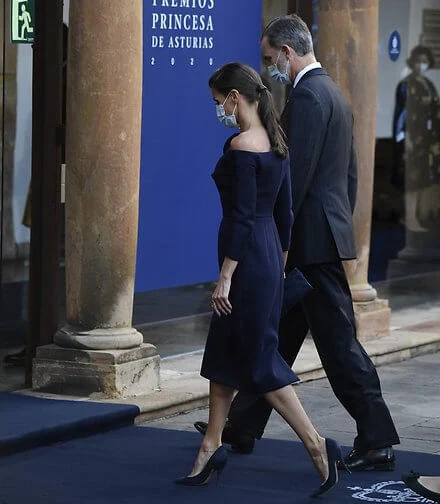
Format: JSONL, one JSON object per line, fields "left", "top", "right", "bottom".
{"left": 222, "top": 150, "right": 258, "bottom": 262}
{"left": 212, "top": 149, "right": 258, "bottom": 316}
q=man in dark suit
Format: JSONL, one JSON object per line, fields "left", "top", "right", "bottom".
{"left": 195, "top": 14, "right": 400, "bottom": 471}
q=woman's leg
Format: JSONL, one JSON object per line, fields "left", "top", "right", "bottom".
{"left": 188, "top": 381, "right": 235, "bottom": 476}
{"left": 264, "top": 385, "right": 328, "bottom": 481}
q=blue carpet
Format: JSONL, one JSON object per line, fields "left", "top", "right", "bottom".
{"left": 0, "top": 426, "right": 438, "bottom": 504}
{"left": 0, "top": 393, "right": 139, "bottom": 456}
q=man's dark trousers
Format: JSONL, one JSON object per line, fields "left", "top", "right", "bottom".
{"left": 228, "top": 261, "right": 400, "bottom": 451}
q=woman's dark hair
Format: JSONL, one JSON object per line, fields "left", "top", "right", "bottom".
{"left": 407, "top": 45, "right": 435, "bottom": 70}
{"left": 209, "top": 62, "right": 288, "bottom": 158}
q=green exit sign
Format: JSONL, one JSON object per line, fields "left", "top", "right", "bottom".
{"left": 10, "top": 0, "right": 35, "bottom": 44}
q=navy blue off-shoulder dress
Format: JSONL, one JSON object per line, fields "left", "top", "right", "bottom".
{"left": 201, "top": 140, "right": 299, "bottom": 393}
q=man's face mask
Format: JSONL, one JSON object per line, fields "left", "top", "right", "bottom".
{"left": 216, "top": 92, "right": 238, "bottom": 129}
{"left": 268, "top": 49, "right": 291, "bottom": 85}
{"left": 415, "top": 62, "right": 429, "bottom": 74}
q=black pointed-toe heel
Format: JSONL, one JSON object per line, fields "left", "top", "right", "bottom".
{"left": 174, "top": 446, "right": 228, "bottom": 486}
{"left": 310, "top": 438, "right": 344, "bottom": 498}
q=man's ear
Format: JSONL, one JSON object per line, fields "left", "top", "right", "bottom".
{"left": 282, "top": 44, "right": 293, "bottom": 60}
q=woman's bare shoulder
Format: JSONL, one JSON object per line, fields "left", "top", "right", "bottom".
{"left": 230, "top": 132, "right": 254, "bottom": 151}
{"left": 230, "top": 132, "right": 272, "bottom": 153}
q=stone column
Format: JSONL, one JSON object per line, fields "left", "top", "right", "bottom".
{"left": 33, "top": 0, "right": 160, "bottom": 397}
{"left": 317, "top": 0, "right": 390, "bottom": 340}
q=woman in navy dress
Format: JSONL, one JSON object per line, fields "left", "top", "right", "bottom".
{"left": 175, "top": 63, "right": 342, "bottom": 497}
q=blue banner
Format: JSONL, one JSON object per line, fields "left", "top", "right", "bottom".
{"left": 136, "top": 0, "right": 263, "bottom": 292}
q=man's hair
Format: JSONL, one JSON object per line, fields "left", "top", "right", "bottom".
{"left": 407, "top": 45, "right": 435, "bottom": 69}
{"left": 262, "top": 14, "right": 313, "bottom": 56}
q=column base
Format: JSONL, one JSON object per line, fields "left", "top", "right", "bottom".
{"left": 32, "top": 343, "right": 160, "bottom": 398}
{"left": 55, "top": 324, "right": 143, "bottom": 350}
{"left": 387, "top": 229, "right": 440, "bottom": 278}
{"left": 350, "top": 283, "right": 377, "bottom": 302}
{"left": 354, "top": 298, "right": 390, "bottom": 342}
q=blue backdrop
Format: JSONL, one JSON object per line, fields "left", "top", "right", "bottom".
{"left": 136, "top": 0, "right": 263, "bottom": 292}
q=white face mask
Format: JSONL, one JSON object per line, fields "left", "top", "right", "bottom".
{"left": 267, "top": 50, "right": 291, "bottom": 85}
{"left": 215, "top": 92, "right": 238, "bottom": 129}
{"left": 415, "top": 62, "right": 429, "bottom": 74}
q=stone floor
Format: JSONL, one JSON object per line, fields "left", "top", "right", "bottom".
{"left": 142, "top": 352, "right": 440, "bottom": 455}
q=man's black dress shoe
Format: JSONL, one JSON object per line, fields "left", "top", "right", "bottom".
{"left": 338, "top": 447, "right": 395, "bottom": 472}
{"left": 194, "top": 420, "right": 255, "bottom": 454}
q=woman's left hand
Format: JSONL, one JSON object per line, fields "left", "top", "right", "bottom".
{"left": 211, "top": 275, "right": 232, "bottom": 316}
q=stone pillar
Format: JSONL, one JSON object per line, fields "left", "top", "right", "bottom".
{"left": 318, "top": 0, "right": 390, "bottom": 340}
{"left": 33, "top": 0, "right": 160, "bottom": 397}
